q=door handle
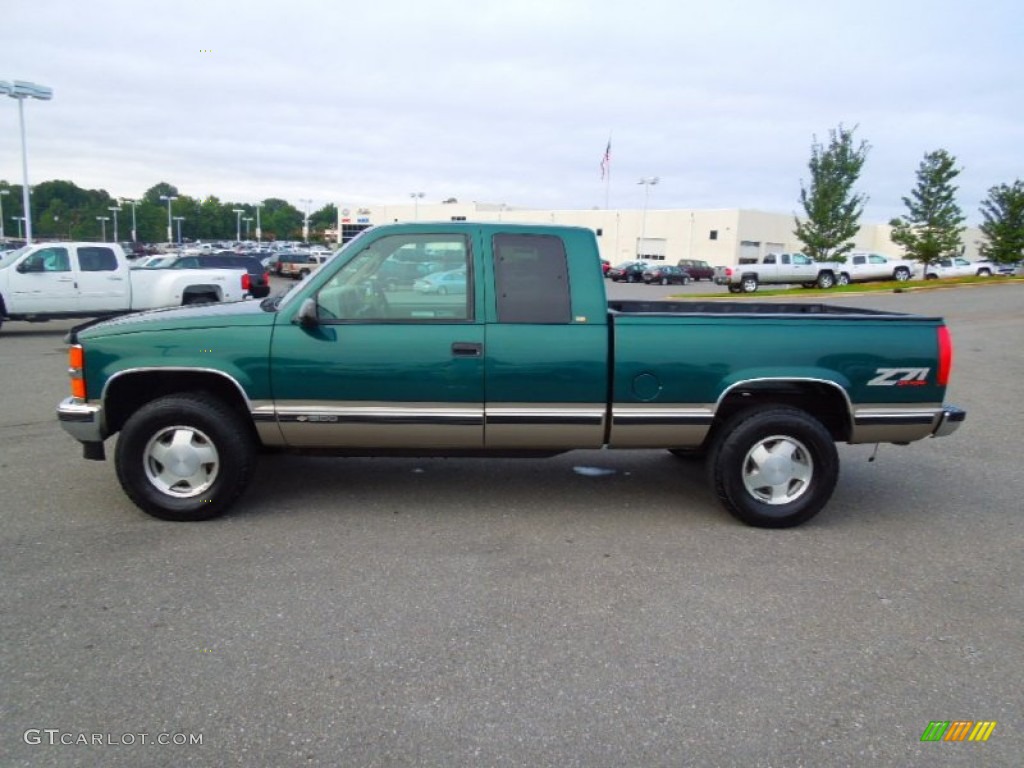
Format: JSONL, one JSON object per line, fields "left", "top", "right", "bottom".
{"left": 451, "top": 342, "right": 483, "bottom": 358}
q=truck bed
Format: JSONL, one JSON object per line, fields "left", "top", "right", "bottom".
{"left": 608, "top": 299, "right": 912, "bottom": 318}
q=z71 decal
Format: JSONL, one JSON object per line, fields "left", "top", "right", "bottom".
{"left": 868, "top": 367, "right": 931, "bottom": 386}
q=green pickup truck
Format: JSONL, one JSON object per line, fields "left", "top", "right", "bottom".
{"left": 57, "top": 222, "right": 965, "bottom": 528}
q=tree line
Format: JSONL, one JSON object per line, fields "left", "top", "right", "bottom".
{"left": 795, "top": 125, "right": 1024, "bottom": 268}
{"left": 0, "top": 180, "right": 338, "bottom": 244}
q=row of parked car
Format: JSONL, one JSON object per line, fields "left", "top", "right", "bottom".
{"left": 605, "top": 258, "right": 715, "bottom": 284}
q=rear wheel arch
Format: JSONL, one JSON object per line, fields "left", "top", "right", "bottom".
{"left": 711, "top": 379, "right": 852, "bottom": 444}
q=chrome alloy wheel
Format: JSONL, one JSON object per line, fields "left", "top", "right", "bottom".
{"left": 143, "top": 425, "right": 220, "bottom": 498}
{"left": 740, "top": 434, "right": 813, "bottom": 505}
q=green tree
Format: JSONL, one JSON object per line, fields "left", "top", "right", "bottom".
{"left": 978, "top": 180, "right": 1024, "bottom": 265}
{"left": 793, "top": 125, "right": 870, "bottom": 263}
{"left": 889, "top": 149, "right": 966, "bottom": 270}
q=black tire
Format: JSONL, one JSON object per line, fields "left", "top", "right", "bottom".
{"left": 893, "top": 267, "right": 910, "bottom": 281}
{"left": 728, "top": 285, "right": 742, "bottom": 294}
{"left": 816, "top": 271, "right": 835, "bottom": 289}
{"left": 707, "top": 406, "right": 839, "bottom": 528}
{"left": 977, "top": 268, "right": 991, "bottom": 277}
{"left": 183, "top": 293, "right": 216, "bottom": 305}
{"left": 115, "top": 394, "right": 255, "bottom": 521}
{"left": 837, "top": 272, "right": 850, "bottom": 286}
{"left": 741, "top": 276, "right": 758, "bottom": 293}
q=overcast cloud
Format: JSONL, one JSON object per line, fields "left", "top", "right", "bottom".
{"left": 3, "top": 0, "right": 1022, "bottom": 224}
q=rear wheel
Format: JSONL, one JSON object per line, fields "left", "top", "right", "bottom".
{"left": 977, "top": 268, "right": 992, "bottom": 277}
{"left": 115, "top": 394, "right": 255, "bottom": 521}
{"left": 816, "top": 271, "right": 835, "bottom": 289}
{"left": 741, "top": 276, "right": 758, "bottom": 293}
{"left": 893, "top": 267, "right": 910, "bottom": 281}
{"left": 707, "top": 406, "right": 839, "bottom": 528}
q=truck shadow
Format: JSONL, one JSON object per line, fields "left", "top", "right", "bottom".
{"left": 241, "top": 450, "right": 728, "bottom": 527}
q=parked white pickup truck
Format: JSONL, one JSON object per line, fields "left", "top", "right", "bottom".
{"left": 837, "top": 252, "right": 916, "bottom": 284}
{"left": 714, "top": 252, "right": 841, "bottom": 293}
{"left": 0, "top": 242, "right": 247, "bottom": 330}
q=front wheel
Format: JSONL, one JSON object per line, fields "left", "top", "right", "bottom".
{"left": 115, "top": 394, "right": 255, "bottom": 521}
{"left": 836, "top": 273, "right": 850, "bottom": 286}
{"left": 728, "top": 285, "right": 742, "bottom": 294}
{"left": 707, "top": 407, "right": 839, "bottom": 528}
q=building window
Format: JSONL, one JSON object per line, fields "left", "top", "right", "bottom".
{"left": 709, "top": 230, "right": 718, "bottom": 240}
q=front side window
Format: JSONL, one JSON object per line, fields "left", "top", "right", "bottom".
{"left": 869, "top": 254, "right": 886, "bottom": 264}
{"left": 792, "top": 253, "right": 812, "bottom": 265}
{"left": 315, "top": 233, "right": 471, "bottom": 322}
{"left": 24, "top": 247, "right": 70, "bottom": 272}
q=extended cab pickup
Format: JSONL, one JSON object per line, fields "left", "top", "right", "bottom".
{"left": 715, "top": 252, "right": 841, "bottom": 293}
{"left": 57, "top": 223, "right": 965, "bottom": 528}
{"left": 0, "top": 242, "right": 248, "bottom": 330}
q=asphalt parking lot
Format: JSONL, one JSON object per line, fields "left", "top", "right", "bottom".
{"left": 1, "top": 282, "right": 1021, "bottom": 767}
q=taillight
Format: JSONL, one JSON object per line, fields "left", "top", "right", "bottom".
{"left": 724, "top": 268, "right": 733, "bottom": 276}
{"left": 68, "top": 344, "right": 86, "bottom": 400}
{"left": 241, "top": 273, "right": 251, "bottom": 291}
{"left": 937, "top": 325, "right": 953, "bottom": 387}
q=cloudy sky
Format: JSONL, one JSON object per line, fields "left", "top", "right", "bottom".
{"left": 3, "top": 0, "right": 1021, "bottom": 224}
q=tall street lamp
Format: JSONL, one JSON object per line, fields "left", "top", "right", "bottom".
{"left": 159, "top": 194, "right": 177, "bottom": 244}
{"left": 409, "top": 191, "right": 425, "bottom": 221}
{"left": 232, "top": 208, "right": 244, "bottom": 242}
{"left": 254, "top": 202, "right": 263, "bottom": 245}
{"left": 0, "top": 188, "right": 9, "bottom": 240}
{"left": 108, "top": 206, "right": 121, "bottom": 243}
{"left": 243, "top": 217, "right": 252, "bottom": 239}
{"left": 637, "top": 177, "right": 660, "bottom": 258}
{"left": 96, "top": 216, "right": 110, "bottom": 242}
{"left": 121, "top": 198, "right": 138, "bottom": 242}
{"left": 173, "top": 216, "right": 185, "bottom": 245}
{"left": 0, "top": 80, "right": 53, "bottom": 244}
{"left": 12, "top": 216, "right": 25, "bottom": 239}
{"left": 300, "top": 198, "right": 312, "bottom": 243}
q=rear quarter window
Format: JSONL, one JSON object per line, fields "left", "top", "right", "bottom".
{"left": 492, "top": 233, "right": 570, "bottom": 324}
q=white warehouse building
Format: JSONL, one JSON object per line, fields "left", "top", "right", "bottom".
{"left": 332, "top": 201, "right": 983, "bottom": 266}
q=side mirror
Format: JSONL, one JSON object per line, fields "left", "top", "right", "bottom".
{"left": 295, "top": 297, "right": 319, "bottom": 328}
{"left": 17, "top": 258, "right": 42, "bottom": 273}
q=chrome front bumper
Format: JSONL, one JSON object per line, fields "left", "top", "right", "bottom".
{"left": 57, "top": 398, "right": 106, "bottom": 446}
{"left": 932, "top": 405, "right": 966, "bottom": 438}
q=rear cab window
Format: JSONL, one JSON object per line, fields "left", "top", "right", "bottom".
{"left": 492, "top": 233, "right": 570, "bottom": 324}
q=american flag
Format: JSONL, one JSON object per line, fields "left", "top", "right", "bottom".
{"left": 600, "top": 139, "right": 611, "bottom": 180}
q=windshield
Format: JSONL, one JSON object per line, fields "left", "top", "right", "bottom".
{"left": 0, "top": 246, "right": 29, "bottom": 270}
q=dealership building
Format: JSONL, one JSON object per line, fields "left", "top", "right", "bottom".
{"left": 331, "top": 201, "right": 983, "bottom": 266}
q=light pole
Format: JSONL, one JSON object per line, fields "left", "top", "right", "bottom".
{"left": 121, "top": 198, "right": 138, "bottom": 242}
{"left": 409, "top": 192, "right": 425, "bottom": 220}
{"left": 232, "top": 208, "right": 244, "bottom": 242}
{"left": 0, "top": 188, "right": 8, "bottom": 241}
{"left": 108, "top": 206, "right": 121, "bottom": 243}
{"left": 300, "top": 198, "right": 312, "bottom": 243}
{"left": 96, "top": 216, "right": 110, "bottom": 242}
{"left": 254, "top": 202, "right": 263, "bottom": 245}
{"left": 243, "top": 217, "right": 252, "bottom": 239}
{"left": 637, "top": 177, "right": 660, "bottom": 258}
{"left": 160, "top": 194, "right": 177, "bottom": 245}
{"left": 0, "top": 80, "right": 53, "bottom": 244}
{"left": 12, "top": 216, "right": 25, "bottom": 239}
{"left": 173, "top": 216, "right": 185, "bottom": 245}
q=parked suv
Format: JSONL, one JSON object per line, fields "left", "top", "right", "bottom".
{"left": 676, "top": 258, "right": 714, "bottom": 281}
{"left": 165, "top": 252, "right": 271, "bottom": 298}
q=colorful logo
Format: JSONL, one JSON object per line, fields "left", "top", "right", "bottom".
{"left": 920, "top": 721, "right": 997, "bottom": 742}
